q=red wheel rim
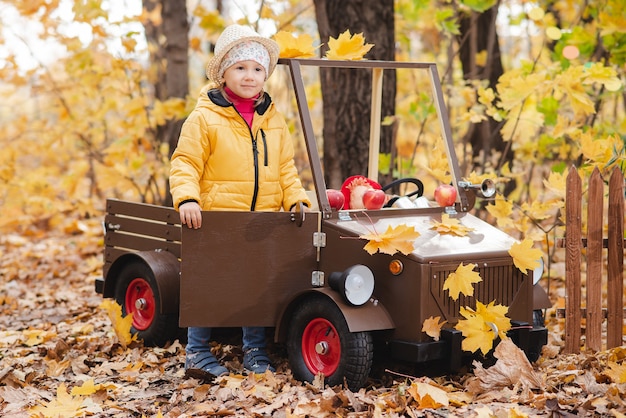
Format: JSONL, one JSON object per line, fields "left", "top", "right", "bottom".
{"left": 125, "top": 277, "right": 156, "bottom": 331}
{"left": 301, "top": 318, "right": 341, "bottom": 376}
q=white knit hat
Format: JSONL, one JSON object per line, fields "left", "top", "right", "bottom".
{"left": 206, "top": 25, "right": 280, "bottom": 83}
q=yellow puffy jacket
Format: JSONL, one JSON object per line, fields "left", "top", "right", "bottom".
{"left": 170, "top": 86, "right": 311, "bottom": 212}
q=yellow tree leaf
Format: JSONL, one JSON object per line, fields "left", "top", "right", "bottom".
{"left": 456, "top": 307, "right": 494, "bottom": 355}
{"left": 422, "top": 316, "right": 446, "bottom": 341}
{"left": 274, "top": 31, "right": 319, "bottom": 58}
{"left": 361, "top": 223, "right": 420, "bottom": 255}
{"left": 423, "top": 146, "right": 451, "bottom": 184}
{"left": 325, "top": 29, "right": 374, "bottom": 60}
{"left": 443, "top": 263, "right": 482, "bottom": 301}
{"left": 99, "top": 299, "right": 137, "bottom": 348}
{"left": 555, "top": 66, "right": 596, "bottom": 116}
{"left": 485, "top": 195, "right": 514, "bottom": 228}
{"left": 508, "top": 239, "right": 542, "bottom": 274}
{"left": 431, "top": 214, "right": 475, "bottom": 237}
{"left": 542, "top": 171, "right": 567, "bottom": 199}
{"left": 29, "top": 382, "right": 87, "bottom": 417}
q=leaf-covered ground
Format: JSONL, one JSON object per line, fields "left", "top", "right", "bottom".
{"left": 0, "top": 221, "right": 625, "bottom": 417}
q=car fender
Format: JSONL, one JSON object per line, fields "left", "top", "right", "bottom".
{"left": 274, "top": 287, "right": 395, "bottom": 343}
{"left": 103, "top": 251, "right": 180, "bottom": 314}
{"left": 533, "top": 283, "right": 552, "bottom": 310}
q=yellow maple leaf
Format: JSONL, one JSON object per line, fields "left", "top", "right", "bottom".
{"left": 407, "top": 382, "right": 449, "bottom": 409}
{"left": 475, "top": 300, "right": 511, "bottom": 340}
{"left": 29, "top": 382, "right": 87, "bottom": 417}
{"left": 456, "top": 301, "right": 510, "bottom": 355}
{"left": 431, "top": 214, "right": 475, "bottom": 237}
{"left": 604, "top": 361, "right": 626, "bottom": 384}
{"left": 555, "top": 66, "right": 596, "bottom": 116}
{"left": 361, "top": 223, "right": 420, "bottom": 255}
{"left": 422, "top": 316, "right": 446, "bottom": 341}
{"left": 582, "top": 62, "right": 623, "bottom": 91}
{"left": 485, "top": 195, "right": 514, "bottom": 228}
{"left": 274, "top": 31, "right": 319, "bottom": 58}
{"left": 456, "top": 307, "right": 494, "bottom": 355}
{"left": 423, "top": 146, "right": 451, "bottom": 184}
{"left": 325, "top": 29, "right": 374, "bottom": 60}
{"left": 508, "top": 239, "right": 542, "bottom": 274}
{"left": 23, "top": 329, "right": 56, "bottom": 346}
{"left": 443, "top": 263, "right": 482, "bottom": 301}
{"left": 99, "top": 299, "right": 137, "bottom": 348}
{"left": 542, "top": 171, "right": 566, "bottom": 199}
{"left": 70, "top": 379, "right": 118, "bottom": 396}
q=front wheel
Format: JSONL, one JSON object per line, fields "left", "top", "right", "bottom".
{"left": 287, "top": 296, "right": 373, "bottom": 390}
{"left": 113, "top": 260, "right": 179, "bottom": 347}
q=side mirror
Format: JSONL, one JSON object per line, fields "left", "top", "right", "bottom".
{"left": 458, "top": 179, "right": 496, "bottom": 198}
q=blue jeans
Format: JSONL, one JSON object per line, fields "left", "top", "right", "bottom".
{"left": 186, "top": 326, "right": 267, "bottom": 354}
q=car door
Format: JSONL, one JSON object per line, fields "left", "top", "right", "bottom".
{"left": 179, "top": 209, "right": 320, "bottom": 328}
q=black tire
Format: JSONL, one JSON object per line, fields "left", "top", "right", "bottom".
{"left": 287, "top": 296, "right": 373, "bottom": 390}
{"left": 113, "top": 260, "right": 180, "bottom": 347}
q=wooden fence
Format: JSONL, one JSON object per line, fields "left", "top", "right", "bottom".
{"left": 560, "top": 165, "right": 625, "bottom": 353}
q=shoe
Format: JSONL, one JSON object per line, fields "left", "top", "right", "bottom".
{"left": 185, "top": 351, "right": 229, "bottom": 381}
{"left": 243, "top": 347, "right": 275, "bottom": 373}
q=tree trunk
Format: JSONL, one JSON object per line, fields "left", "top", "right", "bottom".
{"left": 313, "top": 0, "right": 395, "bottom": 189}
{"left": 142, "top": 0, "right": 189, "bottom": 205}
{"left": 457, "top": 4, "right": 513, "bottom": 186}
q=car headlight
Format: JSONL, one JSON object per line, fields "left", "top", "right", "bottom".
{"left": 329, "top": 265, "right": 375, "bottom": 306}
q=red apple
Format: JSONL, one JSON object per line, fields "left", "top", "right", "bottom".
{"left": 362, "top": 189, "right": 386, "bottom": 210}
{"left": 326, "top": 189, "right": 345, "bottom": 210}
{"left": 434, "top": 184, "right": 457, "bottom": 207}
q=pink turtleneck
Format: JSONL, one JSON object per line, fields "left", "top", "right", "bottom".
{"left": 225, "top": 87, "right": 257, "bottom": 128}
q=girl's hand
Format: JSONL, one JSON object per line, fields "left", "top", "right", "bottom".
{"left": 179, "top": 201, "right": 203, "bottom": 229}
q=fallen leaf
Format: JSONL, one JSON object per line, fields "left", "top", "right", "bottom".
{"left": 431, "top": 213, "right": 475, "bottom": 237}
{"left": 361, "top": 223, "right": 420, "bottom": 255}
{"left": 29, "top": 382, "right": 87, "bottom": 417}
{"left": 99, "top": 299, "right": 137, "bottom": 348}
{"left": 466, "top": 339, "right": 545, "bottom": 395}
{"left": 407, "top": 381, "right": 449, "bottom": 408}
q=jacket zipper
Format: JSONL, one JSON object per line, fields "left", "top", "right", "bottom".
{"left": 231, "top": 105, "right": 267, "bottom": 211}
{"left": 251, "top": 130, "right": 259, "bottom": 211}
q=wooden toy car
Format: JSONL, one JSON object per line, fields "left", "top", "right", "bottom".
{"left": 96, "top": 58, "right": 550, "bottom": 390}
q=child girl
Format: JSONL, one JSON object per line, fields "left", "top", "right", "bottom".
{"left": 169, "top": 24, "right": 311, "bottom": 381}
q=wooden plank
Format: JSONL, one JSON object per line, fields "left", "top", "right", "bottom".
{"left": 105, "top": 232, "right": 181, "bottom": 258}
{"left": 607, "top": 167, "right": 625, "bottom": 348}
{"left": 106, "top": 198, "right": 180, "bottom": 225}
{"left": 585, "top": 167, "right": 603, "bottom": 351}
{"left": 556, "top": 307, "right": 626, "bottom": 318}
{"left": 368, "top": 68, "right": 383, "bottom": 182}
{"left": 555, "top": 237, "right": 626, "bottom": 248}
{"left": 104, "top": 214, "right": 181, "bottom": 242}
{"left": 565, "top": 165, "right": 582, "bottom": 354}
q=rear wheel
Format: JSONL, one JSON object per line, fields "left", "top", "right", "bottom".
{"left": 287, "top": 297, "right": 373, "bottom": 390}
{"left": 114, "top": 260, "right": 179, "bottom": 347}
